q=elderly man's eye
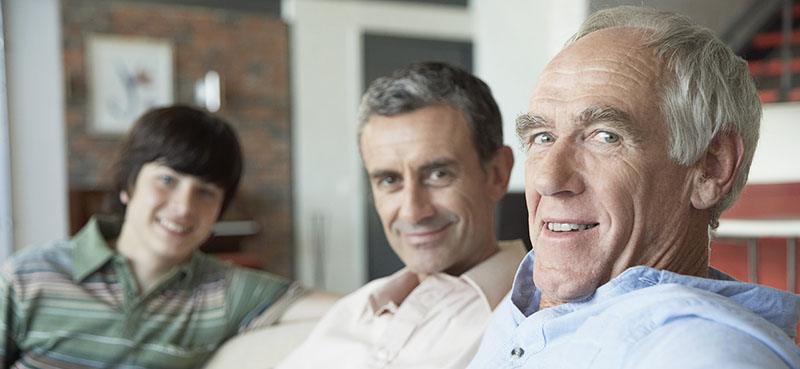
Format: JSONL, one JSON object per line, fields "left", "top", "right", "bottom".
{"left": 595, "top": 131, "right": 620, "bottom": 143}
{"left": 532, "top": 132, "right": 555, "bottom": 145}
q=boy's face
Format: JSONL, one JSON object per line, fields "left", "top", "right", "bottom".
{"left": 118, "top": 161, "right": 224, "bottom": 266}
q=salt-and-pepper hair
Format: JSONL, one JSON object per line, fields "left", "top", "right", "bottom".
{"left": 570, "top": 6, "right": 761, "bottom": 228}
{"left": 357, "top": 61, "right": 503, "bottom": 166}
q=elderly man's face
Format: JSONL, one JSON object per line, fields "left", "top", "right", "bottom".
{"left": 521, "top": 28, "right": 699, "bottom": 303}
{"left": 360, "top": 105, "right": 504, "bottom": 280}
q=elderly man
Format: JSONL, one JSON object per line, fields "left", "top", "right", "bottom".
{"left": 278, "top": 62, "right": 526, "bottom": 368}
{"left": 467, "top": 6, "right": 800, "bottom": 369}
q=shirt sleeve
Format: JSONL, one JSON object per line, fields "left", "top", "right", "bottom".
{"left": 0, "top": 261, "right": 20, "bottom": 365}
{"left": 226, "top": 267, "right": 306, "bottom": 334}
{"left": 623, "top": 317, "right": 796, "bottom": 369}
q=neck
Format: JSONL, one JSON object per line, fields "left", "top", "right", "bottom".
{"left": 412, "top": 240, "right": 501, "bottom": 295}
{"left": 649, "top": 220, "right": 710, "bottom": 279}
{"left": 115, "top": 225, "right": 177, "bottom": 293}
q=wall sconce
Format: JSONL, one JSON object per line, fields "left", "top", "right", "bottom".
{"left": 194, "top": 70, "right": 221, "bottom": 112}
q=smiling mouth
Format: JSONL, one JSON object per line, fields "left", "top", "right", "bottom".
{"left": 157, "top": 217, "right": 190, "bottom": 234}
{"left": 403, "top": 223, "right": 452, "bottom": 244}
{"left": 546, "top": 222, "right": 599, "bottom": 232}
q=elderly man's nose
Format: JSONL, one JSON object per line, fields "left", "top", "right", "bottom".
{"left": 532, "top": 142, "right": 585, "bottom": 197}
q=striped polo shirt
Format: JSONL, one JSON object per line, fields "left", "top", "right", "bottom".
{"left": 0, "top": 217, "right": 300, "bottom": 368}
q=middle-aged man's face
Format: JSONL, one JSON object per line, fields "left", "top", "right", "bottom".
{"left": 360, "top": 104, "right": 506, "bottom": 280}
{"left": 520, "top": 28, "right": 704, "bottom": 304}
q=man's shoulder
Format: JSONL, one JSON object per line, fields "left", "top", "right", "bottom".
{"left": 625, "top": 314, "right": 800, "bottom": 368}
{"left": 192, "top": 252, "right": 293, "bottom": 290}
{"left": 590, "top": 283, "right": 800, "bottom": 366}
{"left": 603, "top": 283, "right": 784, "bottom": 330}
{"left": 5, "top": 240, "right": 75, "bottom": 275}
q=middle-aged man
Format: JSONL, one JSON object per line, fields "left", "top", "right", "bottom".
{"left": 467, "top": 6, "right": 800, "bottom": 369}
{"left": 278, "top": 62, "right": 527, "bottom": 368}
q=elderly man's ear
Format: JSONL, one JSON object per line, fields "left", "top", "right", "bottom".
{"left": 486, "top": 146, "right": 515, "bottom": 202}
{"left": 690, "top": 131, "right": 745, "bottom": 210}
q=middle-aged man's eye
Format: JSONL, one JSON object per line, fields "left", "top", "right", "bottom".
{"left": 380, "top": 176, "right": 398, "bottom": 186}
{"left": 532, "top": 132, "right": 555, "bottom": 145}
{"left": 431, "top": 170, "right": 448, "bottom": 180}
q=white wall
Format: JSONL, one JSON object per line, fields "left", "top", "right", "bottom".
{"left": 5, "top": 0, "right": 68, "bottom": 251}
{"left": 474, "top": 0, "right": 587, "bottom": 191}
{"left": 748, "top": 102, "right": 800, "bottom": 184}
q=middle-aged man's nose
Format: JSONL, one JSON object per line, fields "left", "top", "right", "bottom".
{"left": 531, "top": 141, "right": 584, "bottom": 197}
{"left": 397, "top": 182, "right": 436, "bottom": 225}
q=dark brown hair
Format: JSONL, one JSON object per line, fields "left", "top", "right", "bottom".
{"left": 111, "top": 105, "right": 243, "bottom": 217}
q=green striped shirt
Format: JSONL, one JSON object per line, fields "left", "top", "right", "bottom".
{"left": 0, "top": 217, "right": 297, "bottom": 368}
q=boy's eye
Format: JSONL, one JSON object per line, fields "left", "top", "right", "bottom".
{"left": 199, "top": 186, "right": 221, "bottom": 198}
{"left": 159, "top": 175, "right": 175, "bottom": 185}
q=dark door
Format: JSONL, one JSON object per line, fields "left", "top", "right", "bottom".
{"left": 362, "top": 33, "right": 473, "bottom": 280}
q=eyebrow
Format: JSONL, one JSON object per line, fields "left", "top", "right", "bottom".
{"left": 578, "top": 105, "right": 643, "bottom": 145}
{"left": 369, "top": 169, "right": 398, "bottom": 181}
{"left": 368, "top": 159, "right": 457, "bottom": 180}
{"left": 516, "top": 113, "right": 547, "bottom": 144}
{"left": 517, "top": 105, "right": 643, "bottom": 146}
{"left": 419, "top": 159, "right": 457, "bottom": 172}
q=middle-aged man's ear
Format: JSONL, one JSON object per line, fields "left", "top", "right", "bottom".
{"left": 690, "top": 131, "right": 745, "bottom": 210}
{"left": 486, "top": 146, "right": 515, "bottom": 202}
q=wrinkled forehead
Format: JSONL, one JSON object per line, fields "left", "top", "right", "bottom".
{"left": 530, "top": 28, "right": 664, "bottom": 122}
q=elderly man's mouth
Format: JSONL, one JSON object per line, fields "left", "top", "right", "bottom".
{"left": 546, "top": 222, "right": 599, "bottom": 232}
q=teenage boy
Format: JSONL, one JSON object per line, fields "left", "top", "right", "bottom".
{"left": 0, "top": 105, "right": 304, "bottom": 368}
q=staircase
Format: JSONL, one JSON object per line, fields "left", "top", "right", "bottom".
{"left": 742, "top": 2, "right": 800, "bottom": 103}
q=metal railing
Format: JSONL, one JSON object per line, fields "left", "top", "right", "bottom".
{"left": 713, "top": 218, "right": 800, "bottom": 292}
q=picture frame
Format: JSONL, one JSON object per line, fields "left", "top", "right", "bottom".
{"left": 86, "top": 34, "right": 174, "bottom": 135}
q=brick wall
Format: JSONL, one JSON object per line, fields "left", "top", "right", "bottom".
{"left": 62, "top": 0, "right": 294, "bottom": 277}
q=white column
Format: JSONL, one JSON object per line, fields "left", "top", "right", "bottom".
{"left": 5, "top": 0, "right": 68, "bottom": 250}
{"left": 0, "top": 1, "right": 11, "bottom": 260}
{"left": 473, "top": 0, "right": 588, "bottom": 191}
{"left": 748, "top": 102, "right": 800, "bottom": 184}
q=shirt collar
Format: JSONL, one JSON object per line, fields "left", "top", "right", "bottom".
{"left": 73, "top": 216, "right": 119, "bottom": 282}
{"left": 510, "top": 250, "right": 745, "bottom": 317}
{"left": 72, "top": 216, "right": 199, "bottom": 287}
{"left": 461, "top": 239, "right": 528, "bottom": 310}
{"left": 368, "top": 239, "right": 528, "bottom": 315}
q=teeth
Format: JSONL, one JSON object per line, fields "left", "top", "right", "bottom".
{"left": 547, "top": 222, "right": 597, "bottom": 232}
{"left": 159, "top": 218, "right": 188, "bottom": 233}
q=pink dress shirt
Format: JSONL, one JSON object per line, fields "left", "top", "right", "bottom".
{"left": 277, "top": 240, "right": 527, "bottom": 369}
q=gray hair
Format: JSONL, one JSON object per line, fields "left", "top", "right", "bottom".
{"left": 357, "top": 61, "right": 503, "bottom": 165}
{"left": 570, "top": 6, "right": 761, "bottom": 229}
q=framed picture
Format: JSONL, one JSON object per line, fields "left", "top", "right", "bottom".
{"left": 87, "top": 34, "right": 174, "bottom": 134}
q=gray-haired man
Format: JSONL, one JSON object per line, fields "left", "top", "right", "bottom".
{"left": 468, "top": 6, "right": 800, "bottom": 369}
{"left": 279, "top": 62, "right": 526, "bottom": 368}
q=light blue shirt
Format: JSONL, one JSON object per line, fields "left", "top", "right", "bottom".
{"left": 467, "top": 251, "right": 800, "bottom": 369}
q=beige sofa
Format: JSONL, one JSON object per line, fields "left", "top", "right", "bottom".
{"left": 204, "top": 290, "right": 341, "bottom": 369}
